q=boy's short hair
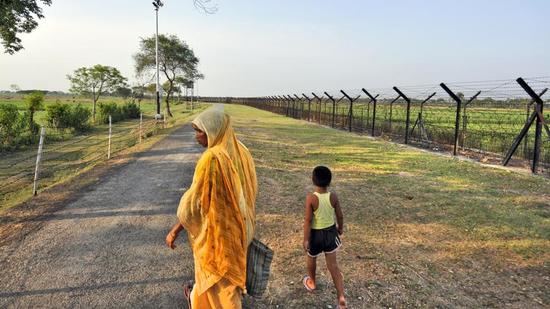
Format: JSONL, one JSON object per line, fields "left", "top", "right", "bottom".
{"left": 312, "top": 166, "right": 332, "bottom": 187}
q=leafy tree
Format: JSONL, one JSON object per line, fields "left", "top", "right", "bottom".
{"left": 67, "top": 64, "right": 128, "bottom": 123}
{"left": 134, "top": 34, "right": 202, "bottom": 116}
{"left": 146, "top": 83, "right": 157, "bottom": 96}
{"left": 0, "top": 0, "right": 51, "bottom": 54}
{"left": 131, "top": 85, "right": 146, "bottom": 108}
{"left": 24, "top": 91, "right": 44, "bottom": 133}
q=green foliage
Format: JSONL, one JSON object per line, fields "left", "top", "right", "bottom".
{"left": 98, "top": 102, "right": 120, "bottom": 124}
{"left": 0, "top": 103, "right": 23, "bottom": 144}
{"left": 24, "top": 91, "right": 44, "bottom": 134}
{"left": 0, "top": 103, "right": 31, "bottom": 150}
{"left": 69, "top": 104, "right": 92, "bottom": 132}
{"left": 134, "top": 34, "right": 203, "bottom": 112}
{"left": 45, "top": 102, "right": 71, "bottom": 130}
{"left": 98, "top": 102, "right": 141, "bottom": 124}
{"left": 122, "top": 102, "right": 140, "bottom": 119}
{"left": 67, "top": 64, "right": 128, "bottom": 122}
{"left": 46, "top": 102, "right": 91, "bottom": 132}
{"left": 0, "top": 0, "right": 51, "bottom": 54}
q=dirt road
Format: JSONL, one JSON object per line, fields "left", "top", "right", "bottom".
{"left": 0, "top": 122, "right": 203, "bottom": 308}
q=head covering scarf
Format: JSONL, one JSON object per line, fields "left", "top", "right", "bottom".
{"left": 177, "top": 109, "right": 257, "bottom": 296}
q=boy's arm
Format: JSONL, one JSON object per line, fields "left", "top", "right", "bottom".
{"left": 303, "top": 193, "right": 314, "bottom": 251}
{"left": 331, "top": 192, "right": 344, "bottom": 235}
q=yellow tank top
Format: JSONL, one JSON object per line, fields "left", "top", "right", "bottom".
{"left": 311, "top": 192, "right": 335, "bottom": 229}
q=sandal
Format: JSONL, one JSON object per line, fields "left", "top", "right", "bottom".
{"left": 183, "top": 281, "right": 194, "bottom": 309}
{"left": 302, "top": 275, "right": 315, "bottom": 292}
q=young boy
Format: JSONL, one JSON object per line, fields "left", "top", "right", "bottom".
{"left": 303, "top": 166, "right": 346, "bottom": 309}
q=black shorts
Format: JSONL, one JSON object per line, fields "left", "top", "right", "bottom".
{"left": 307, "top": 225, "right": 341, "bottom": 257}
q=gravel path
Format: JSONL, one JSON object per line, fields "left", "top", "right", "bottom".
{"left": 0, "top": 118, "right": 207, "bottom": 308}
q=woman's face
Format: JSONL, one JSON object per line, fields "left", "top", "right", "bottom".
{"left": 192, "top": 125, "right": 208, "bottom": 147}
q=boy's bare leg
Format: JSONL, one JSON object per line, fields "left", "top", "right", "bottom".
{"left": 325, "top": 252, "right": 346, "bottom": 308}
{"left": 306, "top": 255, "right": 317, "bottom": 288}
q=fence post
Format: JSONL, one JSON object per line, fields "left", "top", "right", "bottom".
{"left": 360, "top": 108, "right": 364, "bottom": 132}
{"left": 460, "top": 91, "right": 481, "bottom": 149}
{"left": 523, "top": 88, "right": 548, "bottom": 159}
{"left": 393, "top": 87, "right": 411, "bottom": 144}
{"left": 108, "top": 115, "right": 112, "bottom": 159}
{"left": 389, "top": 95, "right": 400, "bottom": 134}
{"left": 303, "top": 94, "right": 312, "bottom": 122}
{"left": 324, "top": 92, "right": 336, "bottom": 128}
{"left": 33, "top": 126, "right": 46, "bottom": 196}
{"left": 340, "top": 90, "right": 360, "bottom": 133}
{"left": 294, "top": 94, "right": 302, "bottom": 119}
{"left": 139, "top": 113, "right": 143, "bottom": 143}
{"left": 410, "top": 92, "right": 436, "bottom": 142}
{"left": 283, "top": 95, "right": 291, "bottom": 117}
{"left": 440, "top": 83, "right": 462, "bottom": 156}
{"left": 362, "top": 88, "right": 379, "bottom": 137}
{"left": 311, "top": 92, "right": 323, "bottom": 124}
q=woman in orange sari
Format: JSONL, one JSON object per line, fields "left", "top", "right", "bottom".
{"left": 166, "top": 109, "right": 257, "bottom": 308}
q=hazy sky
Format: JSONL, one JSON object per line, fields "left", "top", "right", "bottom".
{"left": 0, "top": 0, "right": 549, "bottom": 96}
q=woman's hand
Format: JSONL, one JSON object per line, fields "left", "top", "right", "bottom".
{"left": 166, "top": 231, "right": 178, "bottom": 249}
{"left": 166, "top": 222, "right": 185, "bottom": 249}
{"left": 303, "top": 240, "right": 309, "bottom": 252}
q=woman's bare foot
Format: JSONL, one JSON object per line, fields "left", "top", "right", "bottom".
{"left": 337, "top": 296, "right": 347, "bottom": 309}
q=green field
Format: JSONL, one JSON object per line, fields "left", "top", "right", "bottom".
{"left": 278, "top": 100, "right": 550, "bottom": 167}
{"left": 223, "top": 104, "right": 549, "bottom": 308}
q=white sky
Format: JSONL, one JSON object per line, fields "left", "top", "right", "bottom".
{"left": 0, "top": 0, "right": 549, "bottom": 96}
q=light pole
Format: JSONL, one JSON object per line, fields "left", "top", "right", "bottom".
{"left": 153, "top": 0, "right": 163, "bottom": 119}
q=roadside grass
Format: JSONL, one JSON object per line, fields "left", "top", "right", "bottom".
{"left": 224, "top": 105, "right": 550, "bottom": 308}
{"left": 0, "top": 101, "right": 208, "bottom": 213}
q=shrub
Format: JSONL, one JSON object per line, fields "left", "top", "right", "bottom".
{"left": 122, "top": 101, "right": 140, "bottom": 119}
{"left": 69, "top": 104, "right": 92, "bottom": 132}
{"left": 0, "top": 103, "right": 25, "bottom": 147}
{"left": 98, "top": 102, "right": 121, "bottom": 124}
{"left": 98, "top": 101, "right": 141, "bottom": 124}
{"left": 25, "top": 91, "right": 44, "bottom": 135}
{"left": 46, "top": 102, "right": 71, "bottom": 130}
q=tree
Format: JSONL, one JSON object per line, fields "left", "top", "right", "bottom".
{"left": 1, "top": 0, "right": 51, "bottom": 54}
{"left": 9, "top": 84, "right": 20, "bottom": 92}
{"left": 67, "top": 64, "right": 127, "bottom": 123}
{"left": 25, "top": 91, "right": 44, "bottom": 133}
{"left": 134, "top": 34, "right": 202, "bottom": 117}
{"left": 114, "top": 86, "right": 132, "bottom": 99}
{"left": 131, "top": 86, "right": 146, "bottom": 108}
{"left": 146, "top": 83, "right": 157, "bottom": 96}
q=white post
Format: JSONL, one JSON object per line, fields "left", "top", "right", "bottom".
{"left": 191, "top": 86, "right": 194, "bottom": 111}
{"left": 33, "top": 127, "right": 46, "bottom": 196}
{"left": 108, "top": 115, "right": 112, "bottom": 159}
{"left": 139, "top": 113, "right": 143, "bottom": 143}
{"left": 154, "top": 5, "right": 161, "bottom": 119}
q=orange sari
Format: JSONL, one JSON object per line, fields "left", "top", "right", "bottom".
{"left": 177, "top": 109, "right": 257, "bottom": 308}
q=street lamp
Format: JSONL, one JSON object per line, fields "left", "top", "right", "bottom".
{"left": 153, "top": 0, "right": 164, "bottom": 119}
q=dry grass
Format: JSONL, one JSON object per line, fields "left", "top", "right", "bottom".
{"left": 226, "top": 105, "right": 550, "bottom": 308}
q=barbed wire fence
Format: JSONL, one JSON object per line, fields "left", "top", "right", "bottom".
{"left": 200, "top": 76, "right": 550, "bottom": 176}
{"left": 0, "top": 114, "right": 167, "bottom": 204}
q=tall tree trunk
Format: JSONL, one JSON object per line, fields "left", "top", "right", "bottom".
{"left": 165, "top": 81, "right": 174, "bottom": 117}
{"left": 165, "top": 91, "right": 173, "bottom": 117}
{"left": 92, "top": 96, "right": 97, "bottom": 124}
